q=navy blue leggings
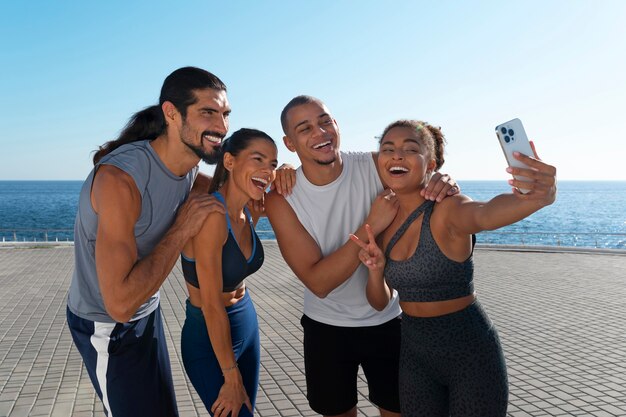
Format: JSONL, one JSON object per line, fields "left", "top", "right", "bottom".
{"left": 400, "top": 301, "right": 508, "bottom": 416}
{"left": 181, "top": 291, "right": 260, "bottom": 416}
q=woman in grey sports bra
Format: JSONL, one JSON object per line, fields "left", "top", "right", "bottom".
{"left": 351, "top": 120, "right": 557, "bottom": 416}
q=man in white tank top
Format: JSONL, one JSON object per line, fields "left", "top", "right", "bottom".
{"left": 265, "top": 96, "right": 458, "bottom": 417}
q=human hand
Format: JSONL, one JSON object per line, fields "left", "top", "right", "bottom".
{"left": 211, "top": 376, "right": 252, "bottom": 417}
{"left": 366, "top": 189, "right": 399, "bottom": 235}
{"left": 247, "top": 194, "right": 265, "bottom": 216}
{"left": 350, "top": 224, "right": 385, "bottom": 271}
{"left": 271, "top": 163, "right": 297, "bottom": 196}
{"left": 421, "top": 172, "right": 460, "bottom": 202}
{"left": 508, "top": 141, "right": 557, "bottom": 206}
{"left": 175, "top": 193, "right": 225, "bottom": 239}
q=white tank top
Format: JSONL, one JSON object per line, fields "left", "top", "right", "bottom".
{"left": 285, "top": 152, "right": 401, "bottom": 327}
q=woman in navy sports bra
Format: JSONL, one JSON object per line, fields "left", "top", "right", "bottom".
{"left": 351, "top": 120, "right": 557, "bottom": 416}
{"left": 180, "top": 128, "right": 278, "bottom": 417}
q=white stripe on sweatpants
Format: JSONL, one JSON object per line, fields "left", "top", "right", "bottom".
{"left": 91, "top": 322, "right": 116, "bottom": 417}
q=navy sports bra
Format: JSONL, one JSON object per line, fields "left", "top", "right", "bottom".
{"left": 383, "top": 200, "right": 475, "bottom": 302}
{"left": 181, "top": 192, "right": 264, "bottom": 292}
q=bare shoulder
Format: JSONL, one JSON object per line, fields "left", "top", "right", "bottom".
{"left": 264, "top": 190, "right": 309, "bottom": 244}
{"left": 201, "top": 210, "right": 227, "bottom": 233}
{"left": 264, "top": 189, "right": 291, "bottom": 213}
{"left": 437, "top": 193, "right": 472, "bottom": 209}
{"left": 194, "top": 209, "right": 227, "bottom": 247}
{"left": 92, "top": 165, "right": 140, "bottom": 214}
{"left": 94, "top": 164, "right": 137, "bottom": 192}
{"left": 186, "top": 210, "right": 226, "bottom": 258}
{"left": 432, "top": 194, "right": 472, "bottom": 222}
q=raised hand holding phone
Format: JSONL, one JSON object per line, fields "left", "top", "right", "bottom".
{"left": 495, "top": 118, "right": 534, "bottom": 193}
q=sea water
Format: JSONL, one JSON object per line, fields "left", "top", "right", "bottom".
{"left": 1, "top": 181, "right": 624, "bottom": 249}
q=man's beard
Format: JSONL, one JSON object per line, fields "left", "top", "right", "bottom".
{"left": 184, "top": 139, "right": 221, "bottom": 165}
{"left": 180, "top": 119, "right": 225, "bottom": 165}
{"left": 313, "top": 155, "right": 337, "bottom": 166}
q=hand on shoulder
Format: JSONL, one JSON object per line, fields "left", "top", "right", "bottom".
{"left": 271, "top": 163, "right": 297, "bottom": 196}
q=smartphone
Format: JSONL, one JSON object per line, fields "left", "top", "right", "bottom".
{"left": 495, "top": 118, "right": 534, "bottom": 194}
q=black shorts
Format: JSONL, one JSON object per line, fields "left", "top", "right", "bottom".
{"left": 301, "top": 314, "right": 401, "bottom": 415}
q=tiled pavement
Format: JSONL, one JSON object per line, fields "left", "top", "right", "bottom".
{"left": 0, "top": 243, "right": 625, "bottom": 417}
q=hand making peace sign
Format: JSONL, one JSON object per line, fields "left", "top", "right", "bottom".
{"left": 349, "top": 224, "right": 386, "bottom": 272}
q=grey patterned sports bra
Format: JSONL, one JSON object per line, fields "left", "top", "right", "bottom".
{"left": 383, "top": 200, "right": 475, "bottom": 302}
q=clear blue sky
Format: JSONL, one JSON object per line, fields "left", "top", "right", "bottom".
{"left": 1, "top": 1, "right": 625, "bottom": 181}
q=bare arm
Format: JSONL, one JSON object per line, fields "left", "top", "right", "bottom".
{"left": 192, "top": 214, "right": 251, "bottom": 416}
{"left": 264, "top": 189, "right": 398, "bottom": 298}
{"left": 93, "top": 165, "right": 224, "bottom": 322}
{"left": 192, "top": 171, "right": 212, "bottom": 192}
{"left": 446, "top": 147, "right": 557, "bottom": 235}
{"left": 247, "top": 196, "right": 264, "bottom": 226}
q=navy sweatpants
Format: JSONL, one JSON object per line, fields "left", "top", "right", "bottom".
{"left": 67, "top": 305, "right": 178, "bottom": 417}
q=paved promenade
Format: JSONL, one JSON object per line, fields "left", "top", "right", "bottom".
{"left": 0, "top": 243, "right": 625, "bottom": 417}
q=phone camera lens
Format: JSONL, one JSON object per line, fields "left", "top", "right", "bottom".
{"left": 500, "top": 127, "right": 507, "bottom": 134}
{"left": 504, "top": 135, "right": 510, "bottom": 143}
{"left": 508, "top": 129, "right": 514, "bottom": 136}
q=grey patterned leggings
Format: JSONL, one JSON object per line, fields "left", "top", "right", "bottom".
{"left": 400, "top": 301, "right": 508, "bottom": 416}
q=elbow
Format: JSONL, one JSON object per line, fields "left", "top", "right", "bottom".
{"left": 298, "top": 274, "right": 332, "bottom": 298}
{"left": 105, "top": 303, "right": 134, "bottom": 323}
{"left": 200, "top": 301, "right": 224, "bottom": 318}
{"left": 309, "top": 287, "right": 330, "bottom": 299}
{"left": 111, "top": 313, "right": 133, "bottom": 323}
{"left": 367, "top": 293, "right": 390, "bottom": 311}
{"left": 370, "top": 300, "right": 388, "bottom": 311}
{"left": 474, "top": 214, "right": 496, "bottom": 232}
{"left": 373, "top": 303, "right": 387, "bottom": 312}
{"left": 102, "top": 294, "right": 135, "bottom": 323}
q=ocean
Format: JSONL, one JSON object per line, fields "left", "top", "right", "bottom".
{"left": 1, "top": 181, "right": 624, "bottom": 249}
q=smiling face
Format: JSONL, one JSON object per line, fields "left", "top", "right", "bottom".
{"left": 378, "top": 126, "right": 437, "bottom": 193}
{"left": 282, "top": 101, "right": 340, "bottom": 166}
{"left": 178, "top": 88, "right": 231, "bottom": 165}
{"left": 224, "top": 138, "right": 278, "bottom": 201}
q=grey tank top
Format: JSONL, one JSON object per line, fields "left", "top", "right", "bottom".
{"left": 68, "top": 140, "right": 196, "bottom": 323}
{"left": 383, "top": 200, "right": 475, "bottom": 302}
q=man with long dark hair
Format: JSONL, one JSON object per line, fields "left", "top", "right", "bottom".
{"left": 66, "top": 67, "right": 229, "bottom": 417}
